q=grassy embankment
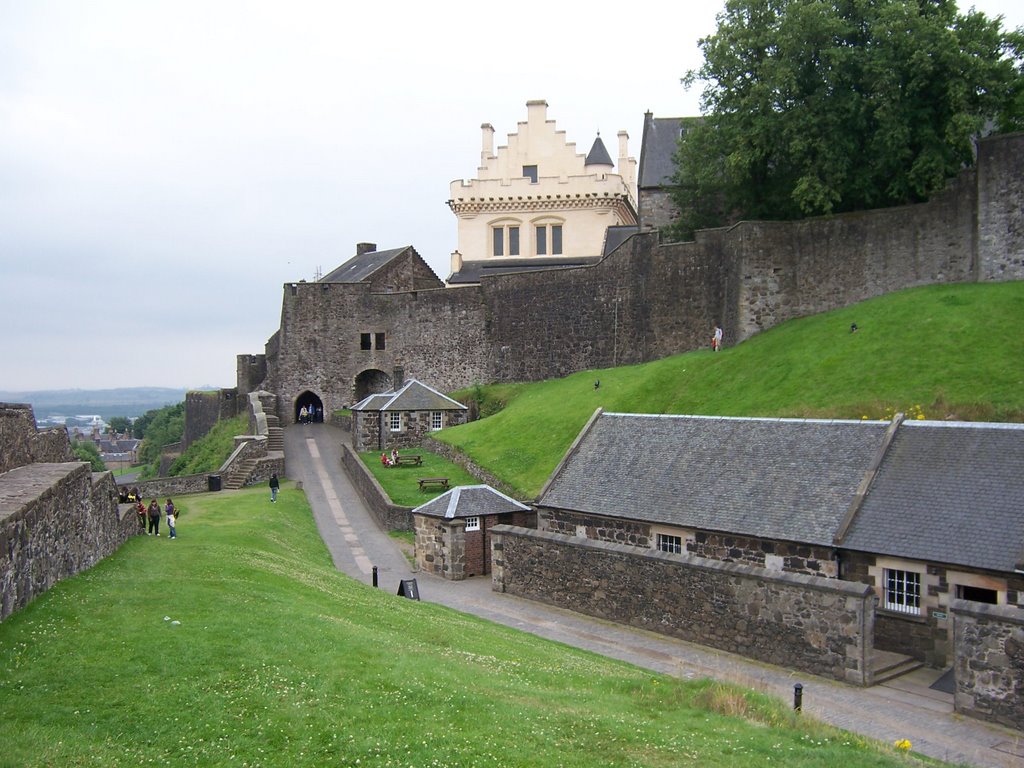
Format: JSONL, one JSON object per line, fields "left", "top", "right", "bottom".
{"left": 435, "top": 282, "right": 1024, "bottom": 497}
{"left": 0, "top": 486, "right": 938, "bottom": 767}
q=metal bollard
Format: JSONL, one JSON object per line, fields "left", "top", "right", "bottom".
{"left": 372, "top": 566, "right": 378, "bottom": 588}
{"left": 793, "top": 683, "right": 803, "bottom": 712}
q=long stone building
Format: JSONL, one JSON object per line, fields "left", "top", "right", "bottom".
{"left": 236, "top": 103, "right": 1024, "bottom": 423}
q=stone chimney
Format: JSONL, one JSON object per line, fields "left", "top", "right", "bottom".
{"left": 481, "top": 123, "right": 495, "bottom": 165}
{"left": 393, "top": 366, "right": 405, "bottom": 390}
{"left": 356, "top": 242, "right": 377, "bottom": 256}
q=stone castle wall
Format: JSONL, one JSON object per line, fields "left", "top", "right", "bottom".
{"left": 0, "top": 463, "right": 137, "bottom": 621}
{"left": 491, "top": 525, "right": 875, "bottom": 684}
{"left": 953, "top": 599, "right": 1024, "bottom": 731}
{"left": 183, "top": 389, "right": 243, "bottom": 449}
{"left": 251, "top": 133, "right": 1024, "bottom": 406}
{"left": 0, "top": 403, "right": 73, "bottom": 474}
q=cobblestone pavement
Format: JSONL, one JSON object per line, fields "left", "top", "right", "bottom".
{"left": 285, "top": 423, "right": 1024, "bottom": 767}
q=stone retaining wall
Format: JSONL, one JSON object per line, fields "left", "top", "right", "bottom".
{"left": 0, "top": 463, "right": 138, "bottom": 621}
{"left": 0, "top": 403, "right": 73, "bottom": 474}
{"left": 339, "top": 443, "right": 413, "bottom": 531}
{"left": 952, "top": 599, "right": 1024, "bottom": 731}
{"left": 491, "top": 525, "right": 875, "bottom": 685}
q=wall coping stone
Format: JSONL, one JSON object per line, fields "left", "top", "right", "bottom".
{"left": 951, "top": 598, "right": 1024, "bottom": 625}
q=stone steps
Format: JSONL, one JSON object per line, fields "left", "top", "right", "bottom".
{"left": 872, "top": 650, "right": 924, "bottom": 685}
{"left": 224, "top": 458, "right": 258, "bottom": 490}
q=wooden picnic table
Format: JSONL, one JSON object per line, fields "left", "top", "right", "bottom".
{"left": 394, "top": 454, "right": 423, "bottom": 467}
{"left": 418, "top": 477, "right": 449, "bottom": 492}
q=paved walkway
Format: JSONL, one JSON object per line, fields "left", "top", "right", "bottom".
{"left": 284, "top": 422, "right": 1024, "bottom": 767}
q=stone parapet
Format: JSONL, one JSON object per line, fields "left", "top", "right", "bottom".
{"left": 339, "top": 443, "right": 413, "bottom": 531}
{"left": 952, "top": 599, "right": 1024, "bottom": 731}
{"left": 491, "top": 525, "right": 875, "bottom": 685}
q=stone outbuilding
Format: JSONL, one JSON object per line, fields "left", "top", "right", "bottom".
{"left": 350, "top": 378, "right": 468, "bottom": 453}
{"left": 413, "top": 485, "right": 533, "bottom": 580}
{"left": 535, "top": 409, "right": 1024, "bottom": 668}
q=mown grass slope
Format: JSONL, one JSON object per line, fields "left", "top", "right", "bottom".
{"left": 0, "top": 486, "right": 937, "bottom": 767}
{"left": 438, "top": 282, "right": 1024, "bottom": 497}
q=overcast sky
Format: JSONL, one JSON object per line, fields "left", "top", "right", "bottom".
{"left": 2, "top": 1, "right": 1021, "bottom": 392}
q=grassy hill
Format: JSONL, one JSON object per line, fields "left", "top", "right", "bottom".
{"left": 437, "top": 282, "right": 1024, "bottom": 497}
{"left": 0, "top": 486, "right": 937, "bottom": 767}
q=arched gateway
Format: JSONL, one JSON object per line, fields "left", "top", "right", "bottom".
{"left": 294, "top": 391, "right": 324, "bottom": 423}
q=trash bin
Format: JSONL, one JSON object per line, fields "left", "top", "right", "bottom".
{"left": 208, "top": 475, "right": 222, "bottom": 492}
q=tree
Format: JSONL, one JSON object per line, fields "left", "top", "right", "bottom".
{"left": 108, "top": 416, "right": 131, "bottom": 435}
{"left": 668, "top": 0, "right": 1024, "bottom": 239}
{"left": 136, "top": 402, "right": 185, "bottom": 467}
{"left": 71, "top": 440, "right": 106, "bottom": 472}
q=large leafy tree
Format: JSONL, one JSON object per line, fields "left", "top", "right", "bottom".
{"left": 668, "top": 0, "right": 1024, "bottom": 239}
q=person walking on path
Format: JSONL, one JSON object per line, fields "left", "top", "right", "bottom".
{"left": 269, "top": 473, "right": 280, "bottom": 503}
{"left": 147, "top": 499, "right": 161, "bottom": 536}
{"left": 165, "top": 499, "right": 177, "bottom": 539}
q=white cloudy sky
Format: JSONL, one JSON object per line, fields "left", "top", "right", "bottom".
{"left": 2, "top": 1, "right": 1021, "bottom": 391}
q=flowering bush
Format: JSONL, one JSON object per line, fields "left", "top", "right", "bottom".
{"left": 894, "top": 739, "right": 912, "bottom": 752}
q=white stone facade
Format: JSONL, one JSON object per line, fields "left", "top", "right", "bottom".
{"left": 447, "top": 100, "right": 637, "bottom": 277}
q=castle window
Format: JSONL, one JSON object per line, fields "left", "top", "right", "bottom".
{"left": 360, "top": 333, "right": 372, "bottom": 350}
{"left": 491, "top": 223, "right": 520, "bottom": 257}
{"left": 657, "top": 534, "right": 682, "bottom": 554}
{"left": 523, "top": 165, "right": 538, "bottom": 183}
{"left": 883, "top": 568, "right": 921, "bottom": 615}
{"left": 431, "top": 411, "right": 443, "bottom": 430}
{"left": 389, "top": 412, "right": 402, "bottom": 432}
{"left": 535, "top": 224, "right": 563, "bottom": 256}
{"left": 465, "top": 516, "right": 481, "bottom": 532}
{"left": 375, "top": 332, "right": 386, "bottom": 350}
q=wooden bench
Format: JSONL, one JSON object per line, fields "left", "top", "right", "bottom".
{"left": 418, "top": 477, "right": 449, "bottom": 492}
{"left": 394, "top": 455, "right": 423, "bottom": 467}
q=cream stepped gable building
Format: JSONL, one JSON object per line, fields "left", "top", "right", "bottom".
{"left": 446, "top": 100, "right": 638, "bottom": 284}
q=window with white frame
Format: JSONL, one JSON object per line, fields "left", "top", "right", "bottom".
{"left": 431, "top": 411, "right": 443, "bottom": 430}
{"left": 464, "top": 517, "right": 480, "bottom": 532}
{"left": 656, "top": 533, "right": 683, "bottom": 554}
{"left": 883, "top": 568, "right": 921, "bottom": 615}
{"left": 491, "top": 222, "right": 520, "bottom": 257}
{"left": 389, "top": 412, "right": 402, "bottom": 432}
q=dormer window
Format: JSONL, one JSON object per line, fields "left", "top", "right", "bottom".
{"left": 523, "top": 165, "right": 538, "bottom": 183}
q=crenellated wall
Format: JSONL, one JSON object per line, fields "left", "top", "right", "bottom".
{"left": 0, "top": 403, "right": 74, "bottom": 474}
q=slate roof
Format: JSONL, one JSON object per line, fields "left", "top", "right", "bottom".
{"left": 840, "top": 421, "right": 1024, "bottom": 572}
{"left": 320, "top": 247, "right": 410, "bottom": 283}
{"left": 638, "top": 115, "right": 703, "bottom": 188}
{"left": 603, "top": 225, "right": 638, "bottom": 256}
{"left": 412, "top": 484, "right": 530, "bottom": 519}
{"left": 447, "top": 256, "right": 602, "bottom": 285}
{"left": 539, "top": 412, "right": 890, "bottom": 546}
{"left": 350, "top": 379, "right": 466, "bottom": 413}
{"left": 585, "top": 135, "right": 614, "bottom": 167}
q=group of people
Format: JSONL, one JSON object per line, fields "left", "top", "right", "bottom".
{"left": 135, "top": 497, "right": 177, "bottom": 539}
{"left": 297, "top": 405, "right": 322, "bottom": 424}
{"left": 380, "top": 449, "right": 400, "bottom": 467}
{"left": 118, "top": 486, "right": 142, "bottom": 504}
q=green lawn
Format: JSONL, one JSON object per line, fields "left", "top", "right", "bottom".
{"left": 359, "top": 449, "right": 480, "bottom": 507}
{"left": 0, "top": 486, "right": 936, "bottom": 767}
{"left": 439, "top": 282, "right": 1024, "bottom": 497}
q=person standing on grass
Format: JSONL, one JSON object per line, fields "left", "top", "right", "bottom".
{"left": 713, "top": 324, "right": 723, "bottom": 351}
{"left": 165, "top": 498, "right": 176, "bottom": 539}
{"left": 135, "top": 500, "right": 147, "bottom": 532}
{"left": 147, "top": 499, "right": 161, "bottom": 536}
{"left": 269, "top": 473, "right": 280, "bottom": 503}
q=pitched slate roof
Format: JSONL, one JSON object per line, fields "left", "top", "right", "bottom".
{"left": 638, "top": 115, "right": 703, "bottom": 188}
{"left": 321, "top": 247, "right": 410, "bottom": 283}
{"left": 447, "top": 257, "right": 602, "bottom": 285}
{"left": 840, "top": 421, "right": 1024, "bottom": 572}
{"left": 412, "top": 484, "right": 530, "bottom": 519}
{"left": 350, "top": 379, "right": 467, "bottom": 413}
{"left": 539, "top": 412, "right": 890, "bottom": 546}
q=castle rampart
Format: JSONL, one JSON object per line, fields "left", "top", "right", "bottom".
{"left": 246, "top": 132, "right": 1024, "bottom": 414}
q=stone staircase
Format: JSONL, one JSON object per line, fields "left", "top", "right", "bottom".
{"left": 872, "top": 649, "right": 924, "bottom": 685}
{"left": 266, "top": 414, "right": 284, "bottom": 453}
{"left": 223, "top": 458, "right": 258, "bottom": 490}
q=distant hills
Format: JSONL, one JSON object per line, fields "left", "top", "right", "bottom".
{"left": 0, "top": 387, "right": 192, "bottom": 422}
